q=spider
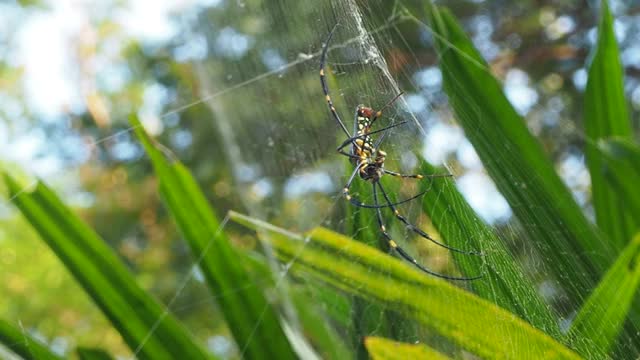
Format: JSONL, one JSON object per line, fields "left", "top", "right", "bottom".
{"left": 319, "top": 25, "right": 482, "bottom": 281}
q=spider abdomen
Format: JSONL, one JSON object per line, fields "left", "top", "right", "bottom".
{"left": 355, "top": 140, "right": 386, "bottom": 181}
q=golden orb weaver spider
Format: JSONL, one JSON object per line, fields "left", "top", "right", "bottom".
{"left": 320, "top": 25, "right": 482, "bottom": 281}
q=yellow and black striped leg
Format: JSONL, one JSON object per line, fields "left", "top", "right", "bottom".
{"left": 372, "top": 183, "right": 479, "bottom": 281}
{"left": 383, "top": 170, "right": 452, "bottom": 180}
{"left": 377, "top": 182, "right": 483, "bottom": 257}
{"left": 343, "top": 169, "right": 432, "bottom": 209}
{"left": 338, "top": 150, "right": 360, "bottom": 160}
{"left": 342, "top": 164, "right": 379, "bottom": 209}
{"left": 320, "top": 24, "right": 351, "bottom": 138}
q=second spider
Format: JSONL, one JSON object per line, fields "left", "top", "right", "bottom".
{"left": 319, "top": 25, "right": 482, "bottom": 281}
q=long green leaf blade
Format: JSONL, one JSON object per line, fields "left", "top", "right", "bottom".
{"left": 425, "top": 5, "right": 608, "bottom": 302}
{"left": 242, "top": 250, "right": 353, "bottom": 359}
{"left": 584, "top": 0, "right": 635, "bottom": 250}
{"left": 568, "top": 234, "right": 640, "bottom": 358}
{"left": 76, "top": 347, "right": 115, "bottom": 360}
{"left": 597, "top": 138, "right": 640, "bottom": 355}
{"left": 365, "top": 336, "right": 451, "bottom": 360}
{"left": 2, "top": 175, "right": 210, "bottom": 360}
{"left": 598, "top": 138, "right": 640, "bottom": 225}
{"left": 130, "top": 115, "right": 297, "bottom": 360}
{"left": 418, "top": 160, "right": 560, "bottom": 337}
{"left": 0, "top": 319, "right": 63, "bottom": 360}
{"left": 229, "top": 211, "right": 582, "bottom": 360}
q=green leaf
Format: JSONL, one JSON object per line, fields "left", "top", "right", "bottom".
{"left": 597, "top": 138, "right": 640, "bottom": 354}
{"left": 289, "top": 282, "right": 354, "bottom": 359}
{"left": 418, "top": 160, "right": 560, "bottom": 338}
{"left": 229, "top": 211, "right": 582, "bottom": 360}
{"left": 130, "top": 115, "right": 297, "bottom": 360}
{"left": 364, "top": 336, "right": 451, "bottom": 360}
{"left": 76, "top": 347, "right": 115, "bottom": 360}
{"left": 569, "top": 234, "right": 640, "bottom": 358}
{"left": 598, "top": 138, "right": 640, "bottom": 226}
{"left": 2, "top": 175, "right": 210, "bottom": 360}
{"left": 0, "top": 318, "right": 63, "bottom": 360}
{"left": 241, "top": 251, "right": 353, "bottom": 359}
{"left": 584, "top": 0, "right": 635, "bottom": 251}
{"left": 424, "top": 5, "right": 608, "bottom": 302}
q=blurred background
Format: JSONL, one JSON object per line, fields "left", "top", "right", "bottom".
{"left": 1, "top": 0, "right": 639, "bottom": 358}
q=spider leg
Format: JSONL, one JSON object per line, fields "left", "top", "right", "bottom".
{"left": 341, "top": 163, "right": 429, "bottom": 208}
{"left": 377, "top": 182, "right": 483, "bottom": 256}
{"left": 338, "top": 151, "right": 360, "bottom": 160}
{"left": 348, "top": 171, "right": 450, "bottom": 208}
{"left": 371, "top": 116, "right": 409, "bottom": 150}
{"left": 342, "top": 163, "right": 363, "bottom": 201}
{"left": 367, "top": 92, "right": 405, "bottom": 152}
{"left": 320, "top": 24, "right": 351, "bottom": 139}
{"left": 370, "top": 91, "right": 404, "bottom": 126}
{"left": 372, "top": 182, "right": 480, "bottom": 281}
{"left": 336, "top": 121, "right": 409, "bottom": 153}
{"left": 383, "top": 170, "right": 453, "bottom": 180}
{"left": 347, "top": 189, "right": 431, "bottom": 209}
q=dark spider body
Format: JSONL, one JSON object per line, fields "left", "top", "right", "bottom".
{"left": 319, "top": 25, "right": 482, "bottom": 281}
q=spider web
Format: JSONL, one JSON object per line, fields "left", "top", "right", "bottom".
{"left": 1, "top": 0, "right": 637, "bottom": 359}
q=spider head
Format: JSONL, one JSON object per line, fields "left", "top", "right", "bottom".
{"left": 356, "top": 106, "right": 374, "bottom": 131}
{"left": 357, "top": 106, "right": 374, "bottom": 119}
